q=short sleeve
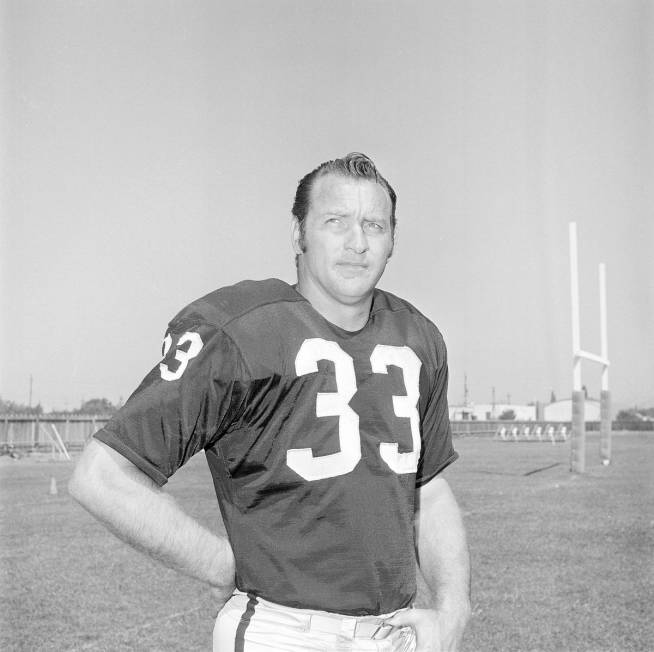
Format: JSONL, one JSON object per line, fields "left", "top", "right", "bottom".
{"left": 94, "top": 319, "right": 246, "bottom": 486}
{"left": 416, "top": 335, "right": 458, "bottom": 487}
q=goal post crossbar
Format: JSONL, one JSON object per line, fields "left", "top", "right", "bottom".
{"left": 574, "top": 350, "right": 609, "bottom": 367}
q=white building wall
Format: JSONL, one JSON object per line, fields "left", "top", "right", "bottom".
{"left": 543, "top": 399, "right": 600, "bottom": 421}
{"left": 450, "top": 399, "right": 602, "bottom": 422}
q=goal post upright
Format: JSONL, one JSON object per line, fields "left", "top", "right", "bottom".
{"left": 569, "top": 222, "right": 585, "bottom": 473}
{"left": 599, "top": 263, "right": 611, "bottom": 464}
{"left": 568, "top": 222, "right": 611, "bottom": 473}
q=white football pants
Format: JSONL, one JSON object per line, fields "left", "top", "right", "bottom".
{"left": 213, "top": 590, "right": 416, "bottom": 652}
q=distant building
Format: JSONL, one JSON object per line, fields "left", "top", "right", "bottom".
{"left": 449, "top": 403, "right": 537, "bottom": 421}
{"left": 449, "top": 397, "right": 602, "bottom": 421}
{"left": 543, "top": 398, "right": 600, "bottom": 421}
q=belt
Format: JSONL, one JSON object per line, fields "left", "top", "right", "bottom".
{"left": 307, "top": 613, "right": 395, "bottom": 640}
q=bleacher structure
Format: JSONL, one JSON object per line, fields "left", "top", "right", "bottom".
{"left": 494, "top": 423, "right": 568, "bottom": 443}
{"left": 38, "top": 422, "right": 71, "bottom": 460}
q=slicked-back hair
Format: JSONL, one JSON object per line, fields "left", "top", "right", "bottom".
{"left": 292, "top": 152, "right": 397, "bottom": 252}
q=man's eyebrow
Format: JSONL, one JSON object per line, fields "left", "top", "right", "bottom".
{"left": 322, "top": 210, "right": 390, "bottom": 222}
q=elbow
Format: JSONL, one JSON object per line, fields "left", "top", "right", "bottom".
{"left": 68, "top": 453, "right": 96, "bottom": 508}
{"left": 68, "top": 439, "right": 111, "bottom": 510}
{"left": 69, "top": 439, "right": 157, "bottom": 515}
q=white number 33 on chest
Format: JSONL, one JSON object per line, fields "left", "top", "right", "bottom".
{"left": 289, "top": 338, "right": 422, "bottom": 481}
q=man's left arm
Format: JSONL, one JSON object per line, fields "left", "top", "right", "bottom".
{"left": 385, "top": 475, "right": 471, "bottom": 652}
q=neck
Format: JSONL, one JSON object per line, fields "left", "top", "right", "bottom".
{"left": 295, "top": 278, "right": 374, "bottom": 332}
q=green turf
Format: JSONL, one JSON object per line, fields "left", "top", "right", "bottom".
{"left": 1, "top": 433, "right": 652, "bottom": 651}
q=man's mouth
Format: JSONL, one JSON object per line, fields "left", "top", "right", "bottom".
{"left": 336, "top": 262, "right": 369, "bottom": 278}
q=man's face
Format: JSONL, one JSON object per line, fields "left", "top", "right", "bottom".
{"left": 293, "top": 174, "right": 394, "bottom": 307}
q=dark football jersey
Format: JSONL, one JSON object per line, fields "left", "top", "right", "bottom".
{"left": 95, "top": 278, "right": 457, "bottom": 616}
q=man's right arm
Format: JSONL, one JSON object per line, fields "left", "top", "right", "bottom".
{"left": 69, "top": 439, "right": 235, "bottom": 600}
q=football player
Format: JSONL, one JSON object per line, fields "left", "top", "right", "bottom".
{"left": 69, "top": 153, "right": 471, "bottom": 651}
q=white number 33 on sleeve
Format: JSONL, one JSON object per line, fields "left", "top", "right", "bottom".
{"left": 159, "top": 332, "right": 204, "bottom": 381}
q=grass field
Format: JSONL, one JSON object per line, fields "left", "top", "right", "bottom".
{"left": 1, "top": 432, "right": 652, "bottom": 651}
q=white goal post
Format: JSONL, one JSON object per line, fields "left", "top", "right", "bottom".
{"left": 569, "top": 222, "right": 611, "bottom": 473}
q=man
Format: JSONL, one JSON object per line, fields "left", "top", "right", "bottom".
{"left": 69, "top": 153, "right": 471, "bottom": 651}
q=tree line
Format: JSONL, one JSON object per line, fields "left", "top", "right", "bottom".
{"left": 1, "top": 396, "right": 652, "bottom": 424}
{"left": 0, "top": 397, "right": 120, "bottom": 416}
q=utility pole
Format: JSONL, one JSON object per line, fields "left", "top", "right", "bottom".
{"left": 29, "top": 375, "right": 33, "bottom": 407}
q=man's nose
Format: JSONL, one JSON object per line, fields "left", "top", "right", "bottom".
{"left": 345, "top": 224, "right": 368, "bottom": 253}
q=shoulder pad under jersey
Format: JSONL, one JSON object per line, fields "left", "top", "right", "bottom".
{"left": 372, "top": 288, "right": 435, "bottom": 325}
{"left": 168, "top": 278, "right": 303, "bottom": 330}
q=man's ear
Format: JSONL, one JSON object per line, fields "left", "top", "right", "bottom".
{"left": 291, "top": 217, "right": 304, "bottom": 255}
{"left": 387, "top": 229, "right": 396, "bottom": 260}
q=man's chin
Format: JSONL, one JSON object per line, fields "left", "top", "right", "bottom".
{"left": 331, "top": 278, "right": 379, "bottom": 303}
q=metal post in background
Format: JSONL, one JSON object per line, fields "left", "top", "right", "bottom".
{"left": 571, "top": 390, "right": 586, "bottom": 473}
{"left": 600, "top": 390, "right": 611, "bottom": 464}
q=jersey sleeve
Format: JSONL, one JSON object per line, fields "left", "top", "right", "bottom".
{"left": 416, "top": 334, "right": 458, "bottom": 486}
{"left": 94, "top": 318, "right": 247, "bottom": 486}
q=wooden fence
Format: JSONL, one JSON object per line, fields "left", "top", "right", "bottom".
{"left": 0, "top": 415, "right": 547, "bottom": 450}
{"left": 1, "top": 414, "right": 645, "bottom": 454}
{"left": 0, "top": 415, "right": 111, "bottom": 452}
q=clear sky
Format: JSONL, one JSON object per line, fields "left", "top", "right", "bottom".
{"left": 1, "top": 0, "right": 652, "bottom": 413}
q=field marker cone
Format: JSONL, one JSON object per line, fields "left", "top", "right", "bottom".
{"left": 49, "top": 477, "right": 58, "bottom": 495}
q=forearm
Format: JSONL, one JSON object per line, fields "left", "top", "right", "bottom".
{"left": 69, "top": 440, "right": 234, "bottom": 589}
{"left": 415, "top": 478, "right": 471, "bottom": 614}
{"left": 90, "top": 477, "right": 234, "bottom": 588}
{"left": 385, "top": 477, "right": 470, "bottom": 649}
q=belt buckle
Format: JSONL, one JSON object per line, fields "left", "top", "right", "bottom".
{"left": 369, "top": 622, "right": 393, "bottom": 640}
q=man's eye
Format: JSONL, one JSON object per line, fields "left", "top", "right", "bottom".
{"left": 326, "top": 217, "right": 342, "bottom": 225}
{"left": 365, "top": 221, "right": 384, "bottom": 231}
